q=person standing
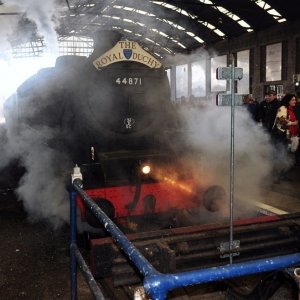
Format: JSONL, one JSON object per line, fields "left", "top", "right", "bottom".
{"left": 243, "top": 94, "right": 259, "bottom": 122}
{"left": 272, "top": 93, "right": 299, "bottom": 182}
{"left": 273, "top": 94, "right": 298, "bottom": 143}
{"left": 259, "top": 90, "right": 280, "bottom": 133}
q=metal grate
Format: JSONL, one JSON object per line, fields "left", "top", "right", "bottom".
{"left": 11, "top": 36, "right": 94, "bottom": 58}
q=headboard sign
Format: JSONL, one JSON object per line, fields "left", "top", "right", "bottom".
{"left": 93, "top": 40, "right": 162, "bottom": 70}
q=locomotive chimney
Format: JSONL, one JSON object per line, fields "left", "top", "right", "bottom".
{"left": 88, "top": 30, "right": 122, "bottom": 60}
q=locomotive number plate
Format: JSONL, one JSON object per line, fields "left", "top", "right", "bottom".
{"left": 115, "top": 77, "right": 142, "bottom": 86}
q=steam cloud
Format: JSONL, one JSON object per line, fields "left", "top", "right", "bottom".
{"left": 0, "top": 0, "right": 65, "bottom": 228}
{"left": 2, "top": 0, "right": 60, "bottom": 53}
{"left": 165, "top": 48, "right": 291, "bottom": 213}
{"left": 178, "top": 104, "right": 273, "bottom": 204}
{"left": 1, "top": 87, "right": 282, "bottom": 229}
{"left": 3, "top": 118, "right": 72, "bottom": 228}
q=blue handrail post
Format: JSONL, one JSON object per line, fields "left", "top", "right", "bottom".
{"left": 143, "top": 273, "right": 169, "bottom": 300}
{"left": 70, "top": 189, "right": 78, "bottom": 300}
{"left": 143, "top": 253, "right": 300, "bottom": 300}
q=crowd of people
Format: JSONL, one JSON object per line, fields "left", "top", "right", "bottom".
{"left": 243, "top": 91, "right": 300, "bottom": 183}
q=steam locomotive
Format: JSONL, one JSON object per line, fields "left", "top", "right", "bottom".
{"left": 3, "top": 31, "right": 223, "bottom": 233}
{"left": 4, "top": 32, "right": 300, "bottom": 298}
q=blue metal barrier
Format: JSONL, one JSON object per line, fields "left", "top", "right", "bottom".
{"left": 70, "top": 178, "right": 300, "bottom": 300}
{"left": 70, "top": 187, "right": 105, "bottom": 300}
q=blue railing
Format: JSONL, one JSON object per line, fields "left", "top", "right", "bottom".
{"left": 70, "top": 178, "right": 300, "bottom": 300}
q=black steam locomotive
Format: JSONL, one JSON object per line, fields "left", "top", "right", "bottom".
{"left": 2, "top": 31, "right": 219, "bottom": 232}
{"left": 5, "top": 33, "right": 300, "bottom": 298}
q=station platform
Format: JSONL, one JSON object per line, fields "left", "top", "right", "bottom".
{"left": 260, "top": 166, "right": 300, "bottom": 213}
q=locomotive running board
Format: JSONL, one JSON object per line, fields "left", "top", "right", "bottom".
{"left": 90, "top": 212, "right": 300, "bottom": 286}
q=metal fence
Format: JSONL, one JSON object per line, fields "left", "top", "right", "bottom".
{"left": 69, "top": 177, "right": 300, "bottom": 300}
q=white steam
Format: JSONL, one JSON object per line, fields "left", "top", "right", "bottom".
{"left": 177, "top": 103, "right": 274, "bottom": 204}
{"left": 4, "top": 124, "right": 71, "bottom": 228}
{"left": 0, "top": 16, "right": 17, "bottom": 60}
{"left": 2, "top": 92, "right": 286, "bottom": 228}
{"left": 2, "top": 0, "right": 60, "bottom": 53}
{"left": 0, "top": 1, "right": 61, "bottom": 118}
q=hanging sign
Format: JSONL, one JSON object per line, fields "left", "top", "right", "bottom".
{"left": 93, "top": 40, "right": 162, "bottom": 70}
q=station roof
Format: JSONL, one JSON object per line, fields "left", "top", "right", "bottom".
{"left": 0, "top": 0, "right": 299, "bottom": 57}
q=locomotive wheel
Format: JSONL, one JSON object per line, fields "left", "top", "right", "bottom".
{"left": 85, "top": 198, "right": 115, "bottom": 228}
{"left": 202, "top": 185, "right": 227, "bottom": 212}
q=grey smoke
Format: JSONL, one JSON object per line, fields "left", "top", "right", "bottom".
{"left": 164, "top": 48, "right": 288, "bottom": 210}
{"left": 2, "top": 0, "right": 60, "bottom": 53}
{"left": 0, "top": 17, "right": 17, "bottom": 60}
{"left": 2, "top": 86, "right": 283, "bottom": 228}
{"left": 4, "top": 122, "right": 71, "bottom": 228}
{"left": 177, "top": 103, "right": 274, "bottom": 206}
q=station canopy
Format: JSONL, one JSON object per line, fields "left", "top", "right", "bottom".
{"left": 0, "top": 0, "right": 299, "bottom": 58}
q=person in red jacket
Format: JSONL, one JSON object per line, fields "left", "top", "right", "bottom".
{"left": 273, "top": 94, "right": 298, "bottom": 147}
{"left": 272, "top": 94, "right": 299, "bottom": 182}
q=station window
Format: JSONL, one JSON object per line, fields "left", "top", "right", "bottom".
{"left": 175, "top": 64, "right": 188, "bottom": 101}
{"left": 237, "top": 49, "right": 250, "bottom": 94}
{"left": 266, "top": 42, "right": 282, "bottom": 82}
{"left": 166, "top": 68, "right": 171, "bottom": 85}
{"left": 191, "top": 61, "right": 206, "bottom": 98}
{"left": 211, "top": 55, "right": 227, "bottom": 92}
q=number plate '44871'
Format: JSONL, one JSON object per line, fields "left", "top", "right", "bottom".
{"left": 115, "top": 77, "right": 142, "bottom": 86}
